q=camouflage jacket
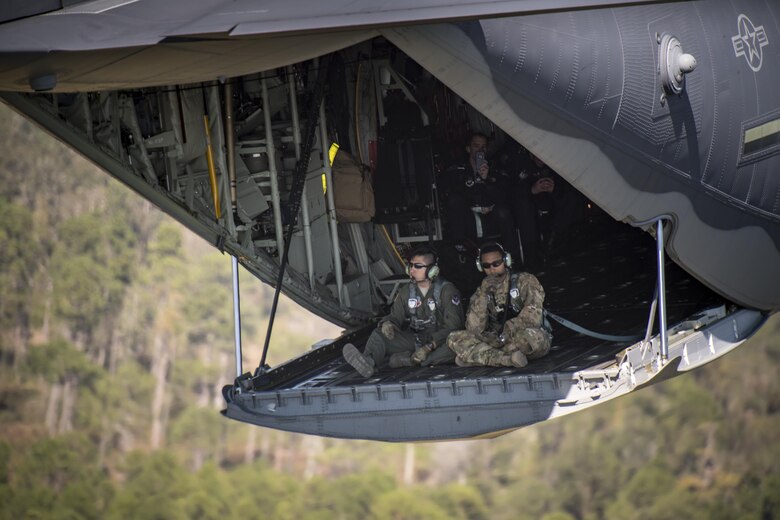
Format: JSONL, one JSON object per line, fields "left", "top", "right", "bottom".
{"left": 466, "top": 272, "right": 545, "bottom": 335}
{"left": 381, "top": 278, "right": 465, "bottom": 347}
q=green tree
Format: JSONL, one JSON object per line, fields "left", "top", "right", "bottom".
{"left": 431, "top": 483, "right": 489, "bottom": 520}
{"left": 26, "top": 339, "right": 100, "bottom": 386}
{"left": 605, "top": 461, "right": 676, "bottom": 520}
{"left": 291, "top": 471, "right": 396, "bottom": 520}
{"left": 49, "top": 213, "right": 135, "bottom": 346}
{"left": 371, "top": 488, "right": 450, "bottom": 520}
{"left": 5, "top": 433, "right": 113, "bottom": 520}
{"left": 169, "top": 405, "right": 224, "bottom": 469}
{"left": 0, "top": 198, "right": 41, "bottom": 368}
{"left": 226, "top": 460, "right": 302, "bottom": 518}
{"left": 107, "top": 451, "right": 193, "bottom": 520}
{"left": 183, "top": 463, "right": 235, "bottom": 519}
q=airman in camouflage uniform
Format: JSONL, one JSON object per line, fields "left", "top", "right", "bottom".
{"left": 343, "top": 246, "right": 465, "bottom": 378}
{"left": 448, "top": 242, "right": 551, "bottom": 367}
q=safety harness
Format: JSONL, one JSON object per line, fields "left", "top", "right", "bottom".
{"left": 406, "top": 278, "right": 455, "bottom": 347}
{"left": 487, "top": 273, "right": 532, "bottom": 335}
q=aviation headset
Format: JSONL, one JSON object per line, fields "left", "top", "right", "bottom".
{"left": 405, "top": 246, "right": 440, "bottom": 280}
{"left": 476, "top": 242, "right": 513, "bottom": 272}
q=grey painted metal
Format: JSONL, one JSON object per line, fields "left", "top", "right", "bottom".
{"left": 319, "top": 100, "right": 344, "bottom": 305}
{"left": 1, "top": 2, "right": 778, "bottom": 313}
{"left": 657, "top": 219, "right": 669, "bottom": 362}
{"left": 348, "top": 224, "right": 370, "bottom": 275}
{"left": 82, "top": 93, "right": 92, "bottom": 141}
{"left": 224, "top": 308, "right": 765, "bottom": 441}
{"left": 644, "top": 288, "right": 658, "bottom": 343}
{"left": 232, "top": 255, "right": 243, "bottom": 379}
{"left": 261, "top": 73, "right": 285, "bottom": 254}
{"left": 225, "top": 80, "right": 238, "bottom": 219}
{"left": 288, "top": 66, "right": 316, "bottom": 291}
{"left": 381, "top": 4, "right": 780, "bottom": 310}
{"left": 0, "top": 0, "right": 669, "bottom": 54}
{"left": 227, "top": 80, "right": 244, "bottom": 379}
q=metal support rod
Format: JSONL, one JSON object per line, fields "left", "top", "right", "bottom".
{"left": 82, "top": 93, "right": 93, "bottom": 141}
{"left": 159, "top": 91, "right": 177, "bottom": 193}
{"left": 203, "top": 114, "right": 221, "bottom": 218}
{"left": 656, "top": 219, "right": 669, "bottom": 362}
{"left": 319, "top": 100, "right": 344, "bottom": 304}
{"left": 224, "top": 79, "right": 237, "bottom": 217}
{"left": 225, "top": 79, "right": 243, "bottom": 379}
{"left": 232, "top": 255, "right": 243, "bottom": 378}
{"left": 288, "top": 66, "right": 316, "bottom": 291}
{"left": 261, "top": 73, "right": 285, "bottom": 254}
{"left": 644, "top": 285, "right": 658, "bottom": 343}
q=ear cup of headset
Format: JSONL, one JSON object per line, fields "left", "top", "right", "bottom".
{"left": 476, "top": 243, "right": 510, "bottom": 272}
{"left": 405, "top": 263, "right": 411, "bottom": 276}
{"left": 427, "top": 264, "right": 440, "bottom": 279}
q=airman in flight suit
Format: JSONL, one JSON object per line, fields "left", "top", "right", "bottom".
{"left": 448, "top": 242, "right": 551, "bottom": 367}
{"left": 343, "top": 245, "right": 465, "bottom": 378}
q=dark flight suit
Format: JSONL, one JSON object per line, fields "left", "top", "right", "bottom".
{"left": 443, "top": 163, "right": 519, "bottom": 257}
{"left": 364, "top": 278, "right": 465, "bottom": 367}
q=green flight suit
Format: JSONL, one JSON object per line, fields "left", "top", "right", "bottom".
{"left": 365, "top": 278, "right": 465, "bottom": 367}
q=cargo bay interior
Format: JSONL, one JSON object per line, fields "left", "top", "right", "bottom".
{"left": 226, "top": 38, "right": 726, "bottom": 388}
{"left": 9, "top": 36, "right": 727, "bottom": 390}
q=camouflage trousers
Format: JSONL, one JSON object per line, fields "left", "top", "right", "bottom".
{"left": 447, "top": 327, "right": 551, "bottom": 367}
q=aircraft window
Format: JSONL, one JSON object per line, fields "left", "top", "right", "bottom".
{"left": 740, "top": 114, "right": 780, "bottom": 163}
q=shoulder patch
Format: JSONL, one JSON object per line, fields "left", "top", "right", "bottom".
{"left": 451, "top": 295, "right": 461, "bottom": 305}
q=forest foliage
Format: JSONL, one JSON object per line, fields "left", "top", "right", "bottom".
{"left": 0, "top": 103, "right": 778, "bottom": 519}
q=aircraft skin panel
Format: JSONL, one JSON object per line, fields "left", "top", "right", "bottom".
{"left": 224, "top": 308, "right": 765, "bottom": 441}
{"left": 0, "top": 0, "right": 667, "bottom": 52}
{"left": 0, "top": 31, "right": 378, "bottom": 91}
{"left": 0, "top": 1, "right": 667, "bottom": 91}
{"left": 380, "top": 0, "right": 780, "bottom": 310}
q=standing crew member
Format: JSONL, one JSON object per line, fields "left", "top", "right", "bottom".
{"left": 343, "top": 245, "right": 465, "bottom": 378}
{"left": 448, "top": 242, "right": 551, "bottom": 367}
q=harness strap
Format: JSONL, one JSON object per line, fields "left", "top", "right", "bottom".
{"left": 408, "top": 279, "right": 450, "bottom": 330}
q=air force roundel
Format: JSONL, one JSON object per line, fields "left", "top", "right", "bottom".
{"left": 732, "top": 14, "right": 769, "bottom": 72}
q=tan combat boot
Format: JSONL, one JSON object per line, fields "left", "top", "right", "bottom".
{"left": 500, "top": 351, "right": 528, "bottom": 368}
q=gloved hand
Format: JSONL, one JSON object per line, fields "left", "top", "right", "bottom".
{"left": 483, "top": 275, "right": 504, "bottom": 289}
{"left": 380, "top": 321, "right": 398, "bottom": 340}
{"left": 411, "top": 344, "right": 433, "bottom": 364}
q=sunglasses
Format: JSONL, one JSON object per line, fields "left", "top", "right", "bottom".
{"left": 481, "top": 259, "right": 505, "bottom": 269}
{"left": 408, "top": 263, "right": 431, "bottom": 270}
